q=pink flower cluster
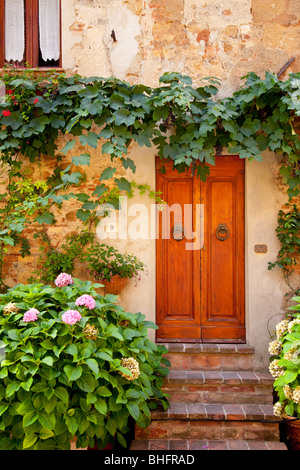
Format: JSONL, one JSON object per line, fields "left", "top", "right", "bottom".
{"left": 75, "top": 295, "right": 96, "bottom": 310}
{"left": 23, "top": 308, "right": 39, "bottom": 323}
{"left": 62, "top": 309, "right": 81, "bottom": 325}
{"left": 55, "top": 273, "right": 74, "bottom": 288}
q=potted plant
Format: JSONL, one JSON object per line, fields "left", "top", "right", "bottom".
{"left": 82, "top": 243, "right": 146, "bottom": 295}
{"left": 0, "top": 274, "right": 169, "bottom": 450}
{"left": 269, "top": 295, "right": 300, "bottom": 449}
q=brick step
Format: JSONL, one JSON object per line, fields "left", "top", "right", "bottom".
{"left": 161, "top": 343, "right": 254, "bottom": 371}
{"left": 134, "top": 403, "right": 282, "bottom": 442}
{"left": 163, "top": 370, "right": 273, "bottom": 404}
{"left": 131, "top": 439, "right": 288, "bottom": 451}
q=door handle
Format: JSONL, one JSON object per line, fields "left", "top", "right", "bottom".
{"left": 173, "top": 223, "right": 185, "bottom": 241}
{"left": 216, "top": 223, "right": 229, "bottom": 241}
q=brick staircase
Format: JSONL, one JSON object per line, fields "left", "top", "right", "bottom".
{"left": 131, "top": 344, "right": 288, "bottom": 450}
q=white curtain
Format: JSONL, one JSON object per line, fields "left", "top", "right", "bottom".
{"left": 5, "top": 0, "right": 25, "bottom": 63}
{"left": 39, "top": 0, "right": 60, "bottom": 62}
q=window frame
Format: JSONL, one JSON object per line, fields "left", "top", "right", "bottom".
{"left": 0, "top": 0, "right": 62, "bottom": 69}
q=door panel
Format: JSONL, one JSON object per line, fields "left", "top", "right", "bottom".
{"left": 156, "top": 156, "right": 245, "bottom": 343}
{"left": 156, "top": 165, "right": 201, "bottom": 341}
{"left": 200, "top": 156, "right": 245, "bottom": 342}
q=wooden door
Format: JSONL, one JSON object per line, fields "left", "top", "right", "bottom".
{"left": 156, "top": 156, "right": 245, "bottom": 343}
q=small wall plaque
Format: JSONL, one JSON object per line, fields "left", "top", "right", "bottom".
{"left": 254, "top": 244, "right": 268, "bottom": 254}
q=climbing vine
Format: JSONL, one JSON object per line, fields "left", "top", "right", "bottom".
{"left": 0, "top": 65, "right": 299, "bottom": 287}
{"left": 268, "top": 203, "right": 300, "bottom": 294}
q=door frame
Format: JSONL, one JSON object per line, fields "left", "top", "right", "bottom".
{"left": 155, "top": 155, "right": 245, "bottom": 343}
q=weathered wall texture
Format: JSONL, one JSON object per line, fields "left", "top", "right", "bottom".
{"left": 63, "top": 0, "right": 299, "bottom": 93}
{"left": 3, "top": 0, "right": 300, "bottom": 367}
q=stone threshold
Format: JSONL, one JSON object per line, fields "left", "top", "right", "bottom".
{"left": 151, "top": 402, "right": 281, "bottom": 422}
{"left": 131, "top": 439, "right": 287, "bottom": 451}
{"left": 159, "top": 343, "right": 254, "bottom": 353}
{"left": 165, "top": 369, "right": 273, "bottom": 385}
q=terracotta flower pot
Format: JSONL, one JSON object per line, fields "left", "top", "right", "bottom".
{"left": 282, "top": 417, "right": 300, "bottom": 450}
{"left": 292, "top": 115, "right": 300, "bottom": 136}
{"left": 102, "top": 275, "right": 128, "bottom": 295}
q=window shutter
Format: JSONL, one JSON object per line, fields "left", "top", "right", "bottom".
{"left": 39, "top": 0, "right": 60, "bottom": 62}
{"left": 5, "top": 0, "right": 25, "bottom": 62}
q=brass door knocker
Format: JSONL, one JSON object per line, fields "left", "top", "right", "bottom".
{"left": 216, "top": 223, "right": 229, "bottom": 241}
{"left": 173, "top": 223, "right": 185, "bottom": 241}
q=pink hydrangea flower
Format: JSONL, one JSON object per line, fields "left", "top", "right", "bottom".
{"left": 75, "top": 295, "right": 96, "bottom": 310}
{"left": 55, "top": 273, "right": 74, "bottom": 288}
{"left": 23, "top": 308, "right": 39, "bottom": 323}
{"left": 62, "top": 309, "right": 81, "bottom": 325}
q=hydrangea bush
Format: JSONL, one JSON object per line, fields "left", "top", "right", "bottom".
{"left": 269, "top": 296, "right": 300, "bottom": 419}
{"left": 0, "top": 276, "right": 170, "bottom": 450}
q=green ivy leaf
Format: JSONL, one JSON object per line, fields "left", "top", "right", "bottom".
{"left": 61, "top": 140, "right": 76, "bottom": 154}
{"left": 100, "top": 167, "right": 116, "bottom": 181}
{"left": 116, "top": 177, "right": 131, "bottom": 193}
{"left": 79, "top": 132, "right": 99, "bottom": 149}
{"left": 72, "top": 153, "right": 91, "bottom": 166}
{"left": 36, "top": 213, "right": 55, "bottom": 225}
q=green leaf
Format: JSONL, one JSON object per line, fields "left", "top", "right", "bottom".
{"left": 96, "top": 351, "right": 113, "bottom": 362}
{"left": 96, "top": 386, "right": 112, "bottom": 397}
{"left": 23, "top": 433, "right": 38, "bottom": 449}
{"left": 21, "top": 377, "right": 33, "bottom": 391}
{"left": 36, "top": 212, "right": 54, "bottom": 225}
{"left": 76, "top": 373, "right": 98, "bottom": 392}
{"left": 6, "top": 382, "right": 20, "bottom": 397}
{"left": 39, "top": 428, "right": 55, "bottom": 440}
{"left": 64, "top": 364, "right": 83, "bottom": 381}
{"left": 61, "top": 171, "right": 82, "bottom": 185}
{"left": 100, "top": 167, "right": 116, "bottom": 181}
{"left": 93, "top": 184, "right": 108, "bottom": 197}
{"left": 38, "top": 411, "right": 56, "bottom": 430}
{"left": 79, "top": 131, "right": 99, "bottom": 149}
{"left": 102, "top": 141, "right": 115, "bottom": 154}
{"left": 3, "top": 236, "right": 15, "bottom": 246}
{"left": 41, "top": 356, "right": 54, "bottom": 366}
{"left": 61, "top": 140, "right": 76, "bottom": 155}
{"left": 114, "top": 108, "right": 136, "bottom": 126}
{"left": 0, "top": 404, "right": 9, "bottom": 416}
{"left": 94, "top": 398, "right": 107, "bottom": 415}
{"left": 72, "top": 153, "right": 91, "bottom": 166}
{"left": 23, "top": 411, "right": 39, "bottom": 427}
{"left": 285, "top": 370, "right": 298, "bottom": 383}
{"left": 116, "top": 177, "right": 131, "bottom": 193}
{"left": 126, "top": 401, "right": 140, "bottom": 421}
{"left": 54, "top": 387, "right": 69, "bottom": 403}
{"left": 116, "top": 432, "right": 128, "bottom": 448}
{"left": 65, "top": 415, "right": 78, "bottom": 435}
{"left": 65, "top": 343, "right": 78, "bottom": 357}
{"left": 86, "top": 358, "right": 99, "bottom": 375}
{"left": 76, "top": 209, "right": 91, "bottom": 222}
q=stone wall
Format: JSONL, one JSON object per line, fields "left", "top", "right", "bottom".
{"left": 63, "top": 0, "right": 299, "bottom": 94}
